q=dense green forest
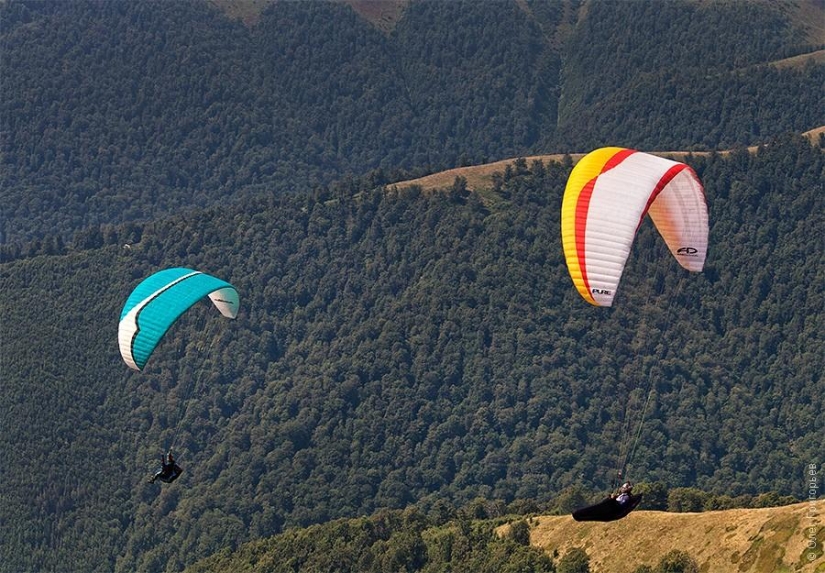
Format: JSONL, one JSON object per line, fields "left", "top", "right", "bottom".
{"left": 1, "top": 134, "right": 822, "bottom": 572}
{"left": 556, "top": 0, "right": 825, "bottom": 149}
{"left": 2, "top": 0, "right": 823, "bottom": 242}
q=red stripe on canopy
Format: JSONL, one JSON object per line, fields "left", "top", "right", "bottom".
{"left": 575, "top": 148, "right": 637, "bottom": 295}
{"left": 636, "top": 163, "right": 687, "bottom": 232}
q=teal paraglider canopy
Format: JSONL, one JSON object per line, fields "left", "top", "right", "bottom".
{"left": 118, "top": 268, "right": 239, "bottom": 371}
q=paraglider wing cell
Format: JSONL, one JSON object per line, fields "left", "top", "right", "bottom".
{"left": 118, "top": 268, "right": 239, "bottom": 371}
{"left": 561, "top": 148, "right": 708, "bottom": 306}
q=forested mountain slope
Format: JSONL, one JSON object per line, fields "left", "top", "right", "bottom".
{"left": 1, "top": 0, "right": 555, "bottom": 242}
{"left": 1, "top": 134, "right": 822, "bottom": 572}
{"left": 554, "top": 0, "right": 825, "bottom": 149}
{"left": 3, "top": 0, "right": 823, "bottom": 242}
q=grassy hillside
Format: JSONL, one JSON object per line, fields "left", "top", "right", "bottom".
{"left": 771, "top": 49, "right": 825, "bottom": 69}
{"left": 394, "top": 153, "right": 582, "bottom": 203}
{"left": 182, "top": 500, "right": 825, "bottom": 573}
{"left": 512, "top": 499, "right": 825, "bottom": 573}
{"left": 211, "top": 0, "right": 410, "bottom": 31}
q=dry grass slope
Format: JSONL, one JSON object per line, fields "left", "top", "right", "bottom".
{"left": 208, "top": 0, "right": 275, "bottom": 27}
{"left": 392, "top": 126, "right": 825, "bottom": 198}
{"left": 345, "top": 0, "right": 408, "bottom": 33}
{"left": 770, "top": 49, "right": 825, "bottom": 69}
{"left": 393, "top": 153, "right": 583, "bottom": 198}
{"left": 209, "top": 0, "right": 408, "bottom": 31}
{"left": 498, "top": 500, "right": 825, "bottom": 573}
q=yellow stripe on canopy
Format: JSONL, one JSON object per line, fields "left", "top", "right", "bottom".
{"left": 561, "top": 147, "right": 628, "bottom": 305}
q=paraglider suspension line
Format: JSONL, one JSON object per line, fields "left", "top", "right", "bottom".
{"left": 167, "top": 333, "right": 218, "bottom": 452}
{"left": 620, "top": 388, "right": 653, "bottom": 481}
{"left": 613, "top": 272, "right": 684, "bottom": 489}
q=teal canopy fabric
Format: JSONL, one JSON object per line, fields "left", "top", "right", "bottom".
{"left": 118, "top": 268, "right": 239, "bottom": 370}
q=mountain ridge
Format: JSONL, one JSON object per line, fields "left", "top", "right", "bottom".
{"left": 392, "top": 125, "right": 825, "bottom": 197}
